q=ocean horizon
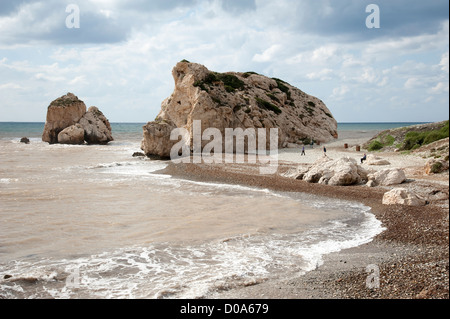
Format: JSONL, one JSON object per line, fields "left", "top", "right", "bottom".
{"left": 0, "top": 121, "right": 433, "bottom": 140}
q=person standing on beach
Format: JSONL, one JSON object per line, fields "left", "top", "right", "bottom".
{"left": 323, "top": 146, "right": 327, "bottom": 156}
{"left": 301, "top": 146, "right": 306, "bottom": 156}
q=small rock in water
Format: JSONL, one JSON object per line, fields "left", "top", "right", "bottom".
{"left": 4, "top": 274, "right": 12, "bottom": 279}
{"left": 20, "top": 137, "right": 30, "bottom": 144}
{"left": 132, "top": 152, "right": 145, "bottom": 157}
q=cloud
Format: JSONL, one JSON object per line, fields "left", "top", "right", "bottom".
{"left": 404, "top": 77, "right": 423, "bottom": 89}
{"left": 252, "top": 45, "right": 282, "bottom": 63}
{"left": 0, "top": 82, "right": 24, "bottom": 90}
{"left": 289, "top": 0, "right": 449, "bottom": 40}
{"left": 429, "top": 82, "right": 449, "bottom": 94}
{"left": 0, "top": 1, "right": 21, "bottom": 16}
{"left": 440, "top": 51, "right": 449, "bottom": 73}
{"left": 330, "top": 85, "right": 350, "bottom": 101}
{"left": 363, "top": 21, "right": 449, "bottom": 58}
{"left": 220, "top": 0, "right": 256, "bottom": 14}
{"left": 0, "top": 0, "right": 206, "bottom": 46}
{"left": 306, "top": 68, "right": 334, "bottom": 81}
{"left": 0, "top": 1, "right": 131, "bottom": 45}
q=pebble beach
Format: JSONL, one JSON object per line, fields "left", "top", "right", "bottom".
{"left": 160, "top": 134, "right": 449, "bottom": 299}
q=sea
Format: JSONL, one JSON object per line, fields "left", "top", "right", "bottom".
{"left": 0, "top": 122, "right": 424, "bottom": 299}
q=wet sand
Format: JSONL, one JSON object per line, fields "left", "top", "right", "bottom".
{"left": 159, "top": 142, "right": 449, "bottom": 299}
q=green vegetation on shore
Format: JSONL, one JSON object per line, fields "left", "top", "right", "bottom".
{"left": 368, "top": 134, "right": 395, "bottom": 151}
{"left": 364, "top": 121, "right": 449, "bottom": 152}
{"left": 402, "top": 121, "right": 449, "bottom": 151}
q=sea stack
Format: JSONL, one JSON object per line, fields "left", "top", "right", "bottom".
{"left": 141, "top": 61, "right": 338, "bottom": 159}
{"left": 42, "top": 93, "right": 86, "bottom": 144}
{"left": 42, "top": 93, "right": 113, "bottom": 145}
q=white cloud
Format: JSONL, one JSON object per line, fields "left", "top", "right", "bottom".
{"left": 252, "top": 44, "right": 282, "bottom": 63}
{"left": 0, "top": 82, "right": 24, "bottom": 90}
{"left": 330, "top": 85, "right": 350, "bottom": 101}
{"left": 311, "top": 45, "right": 338, "bottom": 63}
{"left": 364, "top": 20, "right": 449, "bottom": 59}
{"left": 404, "top": 77, "right": 422, "bottom": 89}
{"left": 440, "top": 51, "right": 449, "bottom": 73}
{"left": 429, "top": 82, "right": 449, "bottom": 94}
{"left": 306, "top": 68, "right": 333, "bottom": 81}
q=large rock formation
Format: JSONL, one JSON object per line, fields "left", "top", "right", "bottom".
{"left": 78, "top": 107, "right": 113, "bottom": 145}
{"left": 142, "top": 61, "right": 338, "bottom": 158}
{"left": 42, "top": 93, "right": 86, "bottom": 144}
{"left": 283, "top": 156, "right": 369, "bottom": 186}
{"left": 42, "top": 93, "right": 113, "bottom": 145}
{"left": 142, "top": 121, "right": 178, "bottom": 159}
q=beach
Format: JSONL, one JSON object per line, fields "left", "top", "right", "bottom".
{"left": 159, "top": 135, "right": 449, "bottom": 299}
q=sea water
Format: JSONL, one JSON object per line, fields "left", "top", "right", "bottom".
{"left": 0, "top": 122, "right": 411, "bottom": 299}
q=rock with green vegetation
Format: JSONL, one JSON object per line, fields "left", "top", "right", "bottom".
{"left": 42, "top": 93, "right": 87, "bottom": 144}
{"left": 363, "top": 121, "right": 449, "bottom": 153}
{"left": 142, "top": 61, "right": 338, "bottom": 158}
{"left": 42, "top": 93, "right": 113, "bottom": 145}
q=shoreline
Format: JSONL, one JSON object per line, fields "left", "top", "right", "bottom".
{"left": 158, "top": 147, "right": 449, "bottom": 299}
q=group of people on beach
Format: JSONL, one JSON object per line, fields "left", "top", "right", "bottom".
{"left": 300, "top": 144, "right": 327, "bottom": 156}
{"left": 300, "top": 143, "right": 367, "bottom": 164}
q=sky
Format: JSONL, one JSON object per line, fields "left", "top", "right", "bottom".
{"left": 0, "top": 0, "right": 448, "bottom": 123}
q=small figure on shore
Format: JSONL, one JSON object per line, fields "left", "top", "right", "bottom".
{"left": 310, "top": 140, "right": 314, "bottom": 149}
{"left": 361, "top": 153, "right": 367, "bottom": 164}
{"left": 323, "top": 146, "right": 327, "bottom": 156}
{"left": 301, "top": 146, "right": 306, "bottom": 156}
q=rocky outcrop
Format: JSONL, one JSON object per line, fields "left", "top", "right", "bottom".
{"left": 42, "top": 93, "right": 113, "bottom": 145}
{"left": 367, "top": 168, "right": 406, "bottom": 186}
{"left": 78, "top": 107, "right": 113, "bottom": 145}
{"left": 42, "top": 93, "right": 86, "bottom": 144}
{"left": 285, "top": 156, "right": 368, "bottom": 186}
{"left": 20, "top": 137, "right": 30, "bottom": 144}
{"left": 142, "top": 121, "right": 178, "bottom": 159}
{"left": 382, "top": 188, "right": 427, "bottom": 206}
{"left": 57, "top": 124, "right": 85, "bottom": 145}
{"left": 142, "top": 61, "right": 338, "bottom": 158}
